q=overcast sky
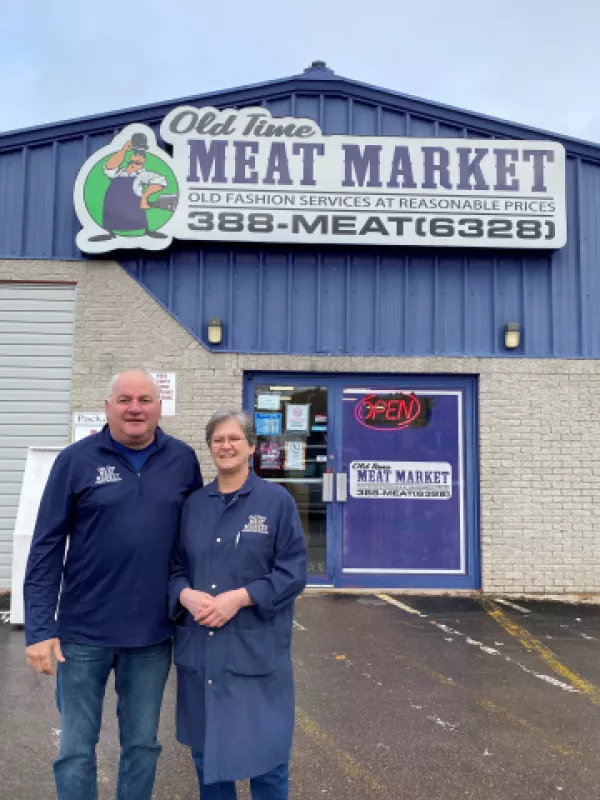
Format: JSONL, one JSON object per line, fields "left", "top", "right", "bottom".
{"left": 1, "top": 0, "right": 598, "bottom": 142}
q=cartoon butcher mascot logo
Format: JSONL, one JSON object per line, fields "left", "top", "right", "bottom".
{"left": 74, "top": 124, "right": 179, "bottom": 253}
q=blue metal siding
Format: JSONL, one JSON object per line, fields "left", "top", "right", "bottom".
{"left": 232, "top": 253, "right": 260, "bottom": 351}
{"left": 495, "top": 255, "right": 523, "bottom": 353}
{"left": 407, "top": 255, "right": 435, "bottom": 353}
{"left": 408, "top": 116, "right": 436, "bottom": 137}
{"left": 55, "top": 138, "right": 88, "bottom": 257}
{"left": 290, "top": 253, "right": 318, "bottom": 353}
{"left": 1, "top": 75, "right": 600, "bottom": 358}
{"left": 352, "top": 101, "right": 378, "bottom": 135}
{"left": 262, "top": 252, "right": 289, "bottom": 353}
{"left": 465, "top": 256, "right": 495, "bottom": 355}
{"left": 381, "top": 109, "right": 407, "bottom": 136}
{"left": 323, "top": 96, "right": 348, "bottom": 135}
{"left": 24, "top": 144, "right": 53, "bottom": 257}
{"left": 172, "top": 248, "right": 201, "bottom": 330}
{"left": 437, "top": 255, "right": 465, "bottom": 353}
{"left": 202, "top": 250, "right": 230, "bottom": 344}
{"left": 347, "top": 255, "right": 376, "bottom": 353}
{"left": 295, "top": 95, "right": 321, "bottom": 125}
{"left": 579, "top": 160, "right": 600, "bottom": 356}
{"left": 264, "top": 96, "right": 293, "bottom": 117}
{"left": 317, "top": 254, "right": 340, "bottom": 353}
{"left": 120, "top": 221, "right": 595, "bottom": 359}
{"left": 0, "top": 149, "right": 25, "bottom": 256}
{"left": 378, "top": 255, "right": 407, "bottom": 353}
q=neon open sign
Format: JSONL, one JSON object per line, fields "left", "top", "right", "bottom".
{"left": 354, "top": 393, "right": 422, "bottom": 430}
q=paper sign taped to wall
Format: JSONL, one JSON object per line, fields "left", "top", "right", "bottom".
{"left": 151, "top": 372, "right": 176, "bottom": 416}
{"left": 72, "top": 412, "right": 106, "bottom": 442}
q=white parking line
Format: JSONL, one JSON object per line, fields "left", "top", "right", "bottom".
{"left": 0, "top": 611, "right": 10, "bottom": 624}
{"left": 376, "top": 594, "right": 427, "bottom": 617}
{"left": 427, "top": 714, "right": 460, "bottom": 731}
{"left": 494, "top": 598, "right": 531, "bottom": 614}
{"left": 293, "top": 620, "right": 307, "bottom": 631}
{"left": 559, "top": 623, "right": 597, "bottom": 641}
{"left": 377, "top": 594, "right": 579, "bottom": 695}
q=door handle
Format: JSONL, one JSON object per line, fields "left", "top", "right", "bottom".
{"left": 322, "top": 472, "right": 333, "bottom": 503}
{"left": 336, "top": 472, "right": 348, "bottom": 502}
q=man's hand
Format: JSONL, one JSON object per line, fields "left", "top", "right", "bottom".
{"left": 140, "top": 197, "right": 150, "bottom": 210}
{"left": 26, "top": 638, "right": 65, "bottom": 676}
{"left": 195, "top": 589, "right": 252, "bottom": 629}
{"left": 180, "top": 588, "right": 214, "bottom": 621}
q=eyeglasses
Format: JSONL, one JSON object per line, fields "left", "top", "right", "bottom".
{"left": 210, "top": 435, "right": 246, "bottom": 446}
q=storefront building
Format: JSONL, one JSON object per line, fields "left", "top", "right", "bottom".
{"left": 0, "top": 63, "right": 598, "bottom": 594}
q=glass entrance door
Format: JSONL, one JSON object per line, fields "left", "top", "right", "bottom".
{"left": 246, "top": 372, "right": 479, "bottom": 589}
{"left": 250, "top": 381, "right": 329, "bottom": 579}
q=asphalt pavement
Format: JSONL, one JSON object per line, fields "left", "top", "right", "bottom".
{"left": 1, "top": 592, "right": 599, "bottom": 799}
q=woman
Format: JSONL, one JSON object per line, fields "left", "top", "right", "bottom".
{"left": 169, "top": 409, "right": 308, "bottom": 800}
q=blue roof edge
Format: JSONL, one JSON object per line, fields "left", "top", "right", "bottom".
{"left": 1, "top": 65, "right": 599, "bottom": 163}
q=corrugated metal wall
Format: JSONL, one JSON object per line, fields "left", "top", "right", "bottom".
{"left": 1, "top": 77, "right": 599, "bottom": 358}
{"left": 0, "top": 284, "right": 75, "bottom": 587}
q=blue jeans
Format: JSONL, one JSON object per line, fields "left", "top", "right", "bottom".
{"left": 54, "top": 640, "right": 172, "bottom": 800}
{"left": 192, "top": 753, "right": 289, "bottom": 800}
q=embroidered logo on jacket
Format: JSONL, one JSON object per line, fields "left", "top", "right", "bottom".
{"left": 242, "top": 515, "right": 269, "bottom": 534}
{"left": 95, "top": 465, "right": 122, "bottom": 485}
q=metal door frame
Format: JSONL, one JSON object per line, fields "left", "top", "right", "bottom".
{"left": 244, "top": 371, "right": 480, "bottom": 589}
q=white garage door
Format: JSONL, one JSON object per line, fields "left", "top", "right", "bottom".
{"left": 0, "top": 284, "right": 75, "bottom": 588}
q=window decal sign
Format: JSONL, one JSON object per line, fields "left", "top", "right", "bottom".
{"left": 286, "top": 403, "right": 310, "bottom": 433}
{"left": 350, "top": 460, "right": 452, "bottom": 499}
{"left": 260, "top": 440, "right": 281, "bottom": 470}
{"left": 284, "top": 441, "right": 306, "bottom": 470}
{"left": 74, "top": 107, "right": 567, "bottom": 253}
{"left": 255, "top": 412, "right": 282, "bottom": 436}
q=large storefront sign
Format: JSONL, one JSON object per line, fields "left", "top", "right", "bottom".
{"left": 74, "top": 107, "right": 567, "bottom": 254}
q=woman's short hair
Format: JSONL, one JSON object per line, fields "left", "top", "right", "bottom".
{"left": 205, "top": 409, "right": 257, "bottom": 447}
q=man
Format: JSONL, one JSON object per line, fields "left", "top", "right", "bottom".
{"left": 89, "top": 132, "right": 169, "bottom": 242}
{"left": 24, "top": 369, "right": 203, "bottom": 800}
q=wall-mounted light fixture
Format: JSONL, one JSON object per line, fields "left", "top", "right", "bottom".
{"left": 207, "top": 317, "right": 223, "bottom": 345}
{"left": 504, "top": 322, "right": 520, "bottom": 350}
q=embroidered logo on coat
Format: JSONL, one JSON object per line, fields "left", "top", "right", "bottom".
{"left": 242, "top": 515, "right": 269, "bottom": 534}
{"left": 95, "top": 465, "right": 122, "bottom": 485}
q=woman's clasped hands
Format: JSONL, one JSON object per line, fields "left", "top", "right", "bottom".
{"left": 179, "top": 587, "right": 251, "bottom": 628}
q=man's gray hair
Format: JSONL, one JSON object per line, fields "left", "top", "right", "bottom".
{"left": 105, "top": 370, "right": 160, "bottom": 401}
{"left": 205, "top": 409, "right": 257, "bottom": 446}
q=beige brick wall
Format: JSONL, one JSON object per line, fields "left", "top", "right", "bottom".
{"left": 3, "top": 259, "right": 599, "bottom": 595}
